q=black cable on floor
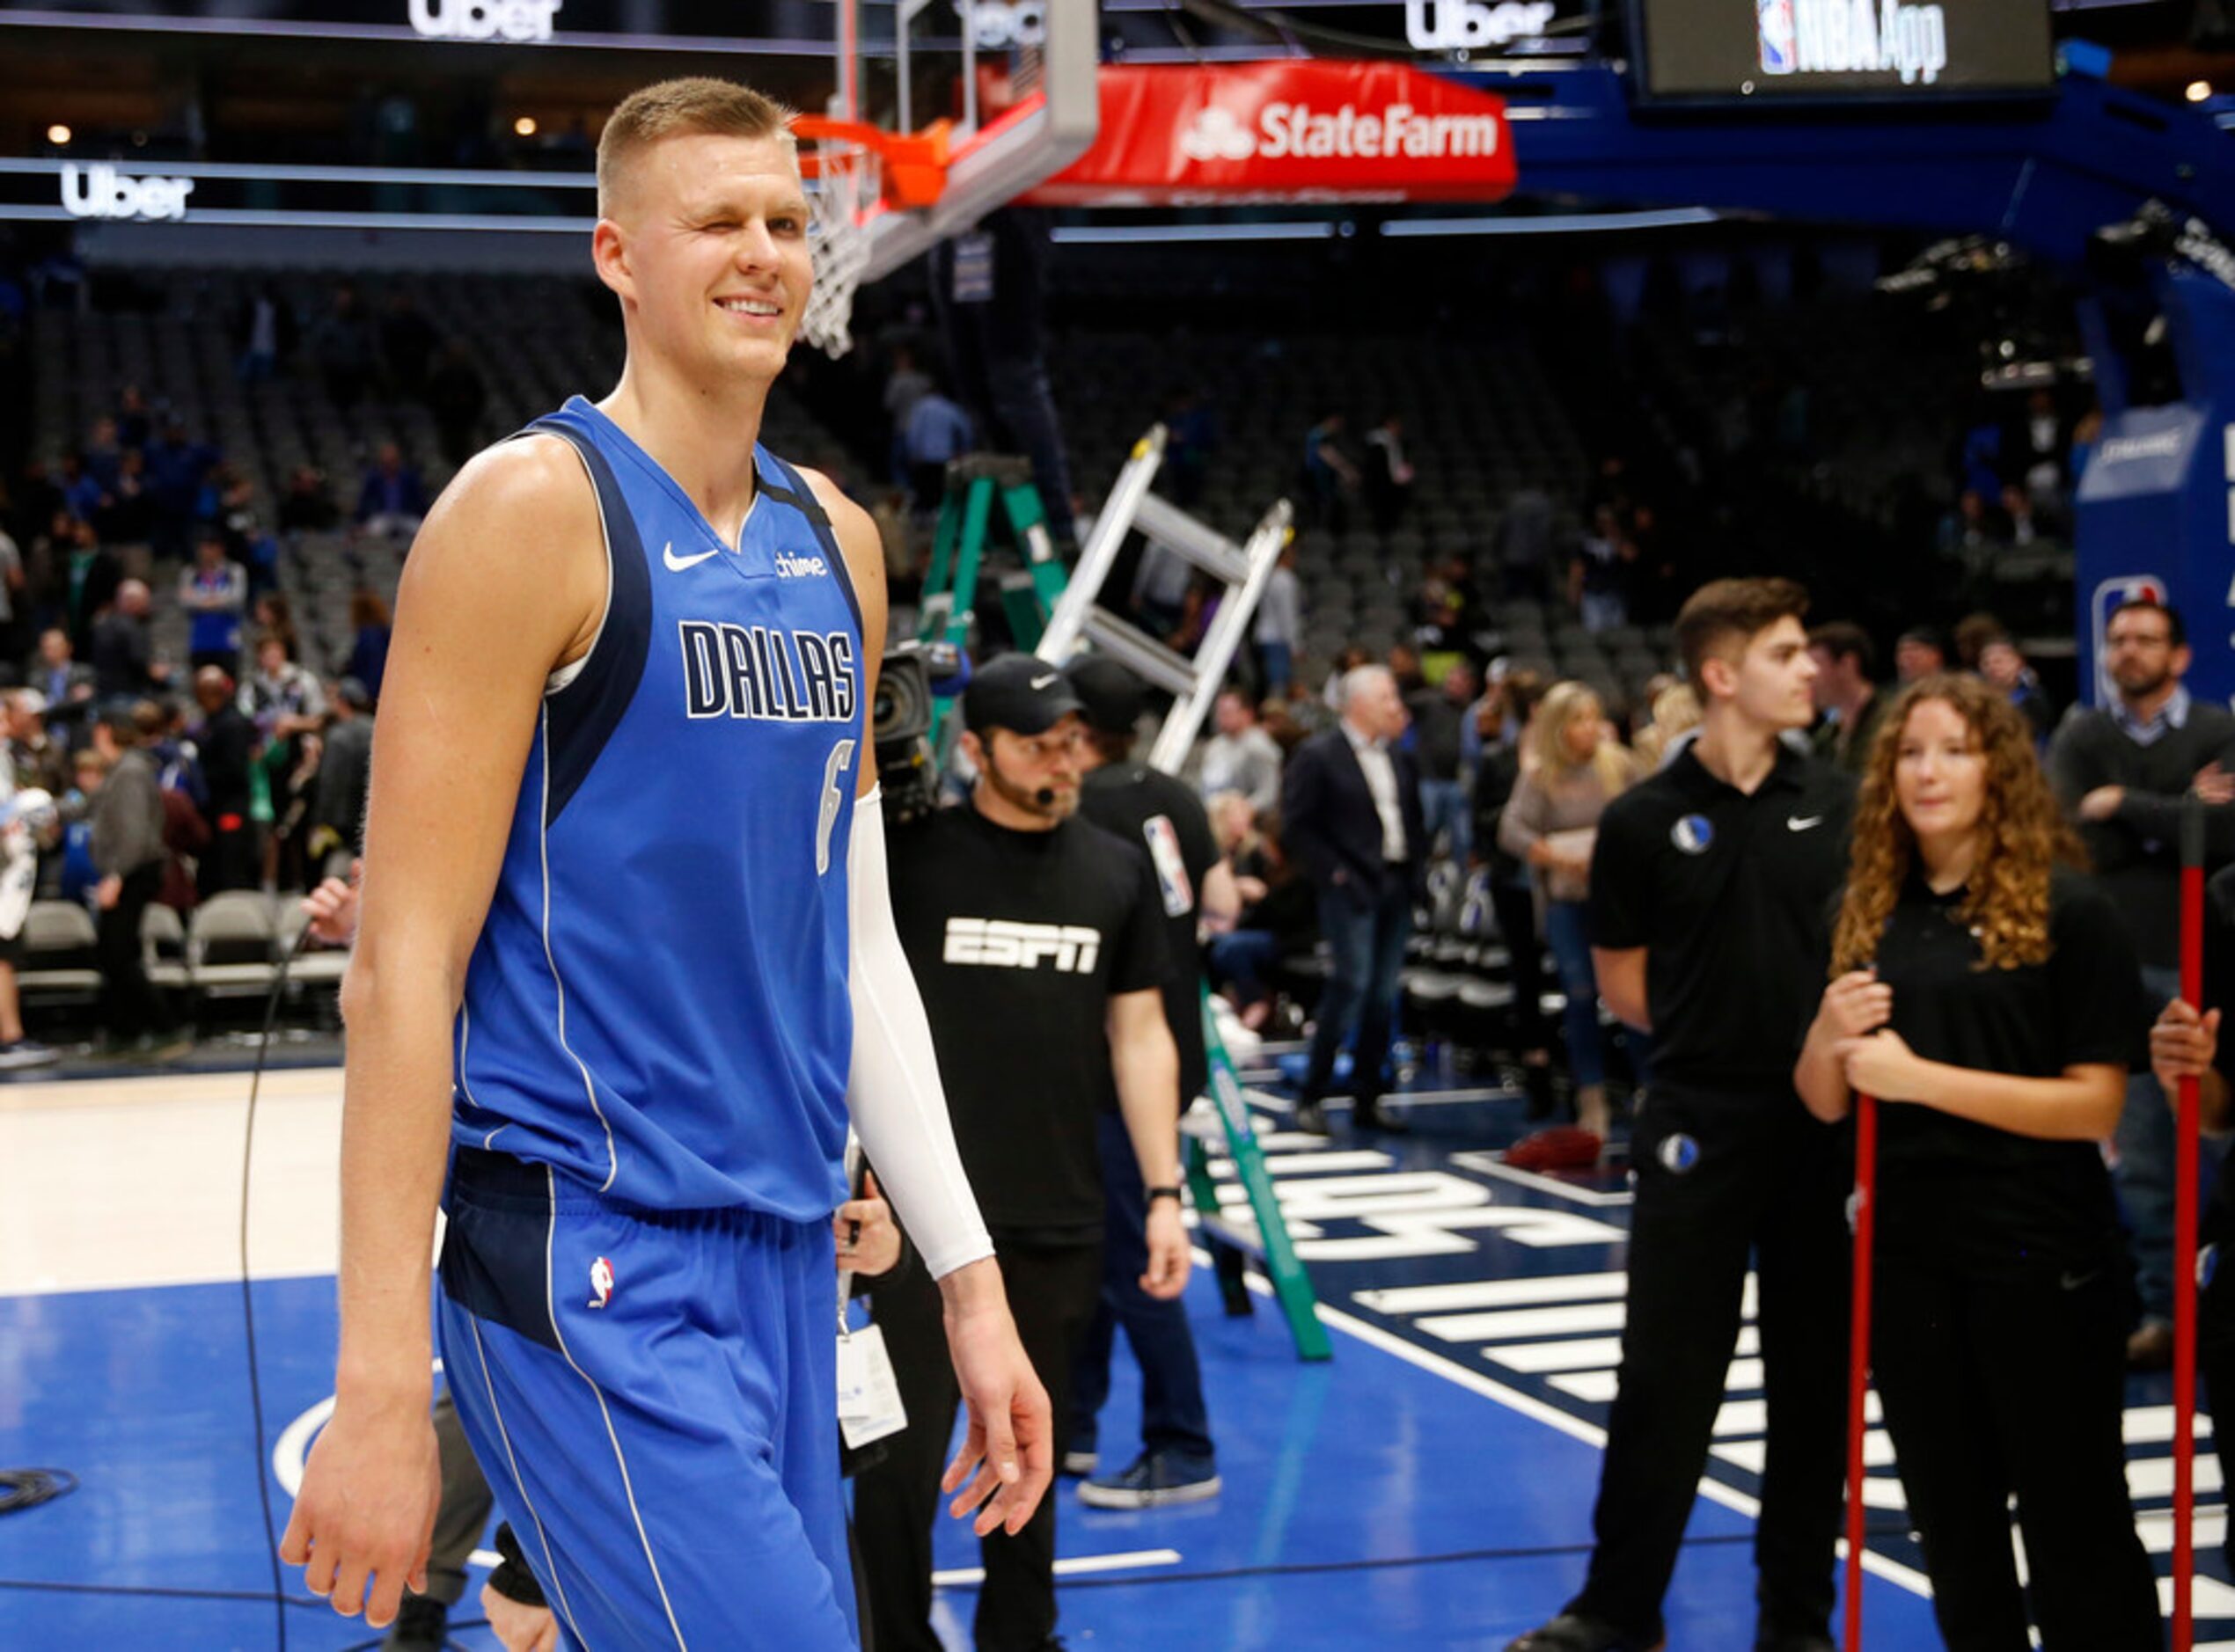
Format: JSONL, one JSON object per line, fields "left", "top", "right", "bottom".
{"left": 0, "top": 1468, "right": 77, "bottom": 1517}
{"left": 242, "top": 925, "right": 311, "bottom": 1652}
{"left": 0, "top": 1576, "right": 330, "bottom": 1604}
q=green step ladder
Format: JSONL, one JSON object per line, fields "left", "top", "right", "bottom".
{"left": 915, "top": 454, "right": 1069, "bottom": 743}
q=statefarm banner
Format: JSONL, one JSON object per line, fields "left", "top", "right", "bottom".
{"left": 1024, "top": 61, "right": 1517, "bottom": 208}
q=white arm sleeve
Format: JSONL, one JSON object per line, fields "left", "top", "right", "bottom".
{"left": 846, "top": 788, "right": 996, "bottom": 1280}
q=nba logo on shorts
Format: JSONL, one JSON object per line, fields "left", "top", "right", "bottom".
{"left": 588, "top": 1256, "right": 615, "bottom": 1310}
{"left": 1670, "top": 815, "right": 1714, "bottom": 855}
{"left": 1757, "top": 0, "right": 1798, "bottom": 75}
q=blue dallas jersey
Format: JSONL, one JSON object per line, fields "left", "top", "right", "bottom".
{"left": 451, "top": 395, "right": 863, "bottom": 1218}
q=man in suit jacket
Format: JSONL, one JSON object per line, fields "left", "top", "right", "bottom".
{"left": 1281, "top": 663, "right": 1425, "bottom": 1135}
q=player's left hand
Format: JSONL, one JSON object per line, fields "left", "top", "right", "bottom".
{"left": 937, "top": 1260, "right": 1054, "bottom": 1538}
{"left": 1141, "top": 1199, "right": 1191, "bottom": 1300}
{"left": 1834, "top": 1028, "right": 1931, "bottom": 1103}
{"left": 480, "top": 1583, "right": 560, "bottom": 1652}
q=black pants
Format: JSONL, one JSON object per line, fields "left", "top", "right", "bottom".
{"left": 1487, "top": 874, "right": 1550, "bottom": 1056}
{"left": 2206, "top": 1217, "right": 2235, "bottom": 1578}
{"left": 426, "top": 1391, "right": 497, "bottom": 1609}
{"left": 96, "top": 863, "right": 165, "bottom": 1040}
{"left": 854, "top": 1238, "right": 1102, "bottom": 1652}
{"left": 1071, "top": 1110, "right": 1215, "bottom": 1464}
{"left": 1872, "top": 1232, "right": 2159, "bottom": 1651}
{"left": 1570, "top": 1086, "right": 1850, "bottom": 1646}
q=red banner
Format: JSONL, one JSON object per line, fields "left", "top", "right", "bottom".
{"left": 1024, "top": 61, "right": 1517, "bottom": 208}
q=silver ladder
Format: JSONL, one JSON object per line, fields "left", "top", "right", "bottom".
{"left": 1034, "top": 424, "right": 1293, "bottom": 769}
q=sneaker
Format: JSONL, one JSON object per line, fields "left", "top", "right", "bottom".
{"left": 2128, "top": 1319, "right": 2175, "bottom": 1371}
{"left": 1504, "top": 1613, "right": 1663, "bottom": 1652}
{"left": 1060, "top": 1449, "right": 1098, "bottom": 1478}
{"left": 1076, "top": 1450, "right": 1221, "bottom": 1509}
{"left": 1505, "top": 1126, "right": 1604, "bottom": 1173}
{"left": 380, "top": 1593, "right": 450, "bottom": 1651}
{"left": 0, "top": 1039, "right": 59, "bottom": 1069}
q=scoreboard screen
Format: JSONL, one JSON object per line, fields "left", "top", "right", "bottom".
{"left": 1633, "top": 0, "right": 2055, "bottom": 105}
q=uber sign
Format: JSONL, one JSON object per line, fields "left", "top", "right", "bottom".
{"left": 407, "top": 0, "right": 561, "bottom": 41}
{"left": 1403, "top": 0, "right": 1557, "bottom": 52}
{"left": 59, "top": 164, "right": 194, "bottom": 223}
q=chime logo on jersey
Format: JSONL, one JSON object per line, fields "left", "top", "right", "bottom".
{"left": 774, "top": 551, "right": 829, "bottom": 580}
{"left": 678, "top": 621, "right": 859, "bottom": 723}
{"left": 587, "top": 1255, "right": 614, "bottom": 1309}
{"left": 1671, "top": 815, "right": 1714, "bottom": 855}
{"left": 942, "top": 917, "right": 1103, "bottom": 974}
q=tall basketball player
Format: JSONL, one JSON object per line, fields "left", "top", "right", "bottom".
{"left": 280, "top": 78, "right": 1048, "bottom": 1648}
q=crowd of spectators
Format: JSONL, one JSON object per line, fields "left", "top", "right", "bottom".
{"left": 0, "top": 364, "right": 402, "bottom": 1050}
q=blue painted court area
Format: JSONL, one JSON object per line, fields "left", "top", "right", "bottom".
{"left": 16, "top": 1057, "right": 2209, "bottom": 1648}
{"left": 0, "top": 1217, "right": 1942, "bottom": 1647}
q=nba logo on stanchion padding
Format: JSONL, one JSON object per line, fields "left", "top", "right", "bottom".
{"left": 1671, "top": 815, "right": 1713, "bottom": 855}
{"left": 2090, "top": 573, "right": 2167, "bottom": 705}
{"left": 1757, "top": 0, "right": 1798, "bottom": 75}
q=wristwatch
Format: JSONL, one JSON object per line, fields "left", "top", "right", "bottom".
{"left": 1146, "top": 1186, "right": 1183, "bottom": 1207}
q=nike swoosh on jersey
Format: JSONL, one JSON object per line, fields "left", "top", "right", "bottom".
{"left": 663, "top": 541, "right": 722, "bottom": 572}
{"left": 1787, "top": 815, "right": 1824, "bottom": 831}
{"left": 1030, "top": 673, "right": 1059, "bottom": 690}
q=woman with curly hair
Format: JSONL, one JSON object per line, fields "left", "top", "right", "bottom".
{"left": 1793, "top": 674, "right": 2158, "bottom": 1651}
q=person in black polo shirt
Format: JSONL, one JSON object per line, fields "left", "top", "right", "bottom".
{"left": 1062, "top": 654, "right": 1240, "bottom": 1511}
{"left": 854, "top": 654, "right": 1191, "bottom": 1652}
{"left": 1509, "top": 578, "right": 1855, "bottom": 1652}
{"left": 1798, "top": 675, "right": 2158, "bottom": 1651}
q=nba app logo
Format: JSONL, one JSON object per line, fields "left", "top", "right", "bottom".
{"left": 1757, "top": 0, "right": 1798, "bottom": 75}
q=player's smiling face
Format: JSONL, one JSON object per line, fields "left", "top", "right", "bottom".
{"left": 609, "top": 131, "right": 811, "bottom": 382}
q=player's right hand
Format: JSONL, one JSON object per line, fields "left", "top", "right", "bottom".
{"left": 277, "top": 1394, "right": 440, "bottom": 1629}
{"left": 1817, "top": 969, "right": 1891, "bottom": 1042}
{"left": 938, "top": 1266, "right": 1053, "bottom": 1539}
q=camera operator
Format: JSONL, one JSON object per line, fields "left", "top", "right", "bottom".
{"left": 854, "top": 654, "right": 1191, "bottom": 1652}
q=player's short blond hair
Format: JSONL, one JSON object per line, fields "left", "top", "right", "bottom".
{"left": 597, "top": 77, "right": 797, "bottom": 218}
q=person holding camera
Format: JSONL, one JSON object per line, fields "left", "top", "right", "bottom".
{"left": 854, "top": 654, "right": 1192, "bottom": 1652}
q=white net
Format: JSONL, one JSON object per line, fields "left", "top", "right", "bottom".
{"left": 802, "top": 141, "right": 878, "bottom": 359}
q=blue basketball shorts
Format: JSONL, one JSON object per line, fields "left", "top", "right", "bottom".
{"left": 436, "top": 1146, "right": 857, "bottom": 1650}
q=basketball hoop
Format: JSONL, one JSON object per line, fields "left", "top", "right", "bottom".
{"left": 795, "top": 117, "right": 952, "bottom": 359}
{"left": 800, "top": 134, "right": 878, "bottom": 358}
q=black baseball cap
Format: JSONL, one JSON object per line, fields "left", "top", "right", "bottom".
{"left": 963, "top": 654, "right": 1085, "bottom": 735}
{"left": 1066, "top": 655, "right": 1147, "bottom": 734}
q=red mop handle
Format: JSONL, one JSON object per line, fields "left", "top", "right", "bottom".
{"left": 1843, "top": 1089, "right": 1878, "bottom": 1652}
{"left": 2175, "top": 800, "right": 2205, "bottom": 1652}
